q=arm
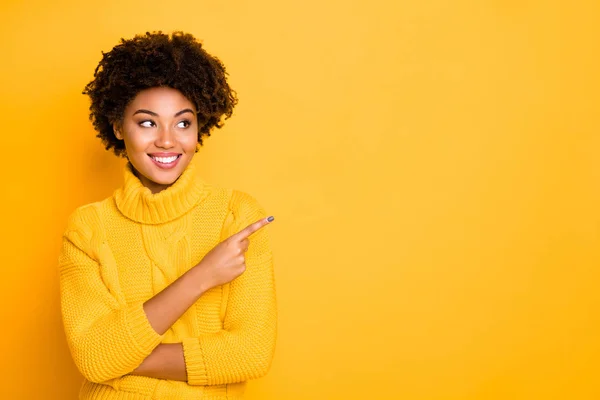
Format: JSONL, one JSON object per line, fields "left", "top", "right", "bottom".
{"left": 182, "top": 192, "right": 277, "bottom": 385}
{"left": 129, "top": 192, "right": 277, "bottom": 385}
{"left": 130, "top": 343, "right": 187, "bottom": 381}
{"left": 59, "top": 206, "right": 208, "bottom": 383}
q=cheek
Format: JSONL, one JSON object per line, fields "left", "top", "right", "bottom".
{"left": 180, "top": 131, "right": 199, "bottom": 150}
{"left": 124, "top": 132, "right": 152, "bottom": 151}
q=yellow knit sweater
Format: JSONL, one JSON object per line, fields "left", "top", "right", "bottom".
{"left": 58, "top": 155, "right": 277, "bottom": 400}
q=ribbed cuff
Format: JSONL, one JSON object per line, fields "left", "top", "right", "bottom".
{"left": 182, "top": 337, "right": 209, "bottom": 385}
{"left": 124, "top": 302, "right": 164, "bottom": 355}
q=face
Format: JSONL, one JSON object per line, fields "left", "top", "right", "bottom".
{"left": 113, "top": 86, "right": 199, "bottom": 194}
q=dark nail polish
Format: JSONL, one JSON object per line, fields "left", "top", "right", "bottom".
{"left": 267, "top": 216, "right": 274, "bottom": 222}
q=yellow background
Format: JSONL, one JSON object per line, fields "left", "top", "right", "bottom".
{"left": 1, "top": 0, "right": 599, "bottom": 399}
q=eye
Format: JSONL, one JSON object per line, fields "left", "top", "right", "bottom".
{"left": 177, "top": 120, "right": 191, "bottom": 129}
{"left": 139, "top": 120, "right": 155, "bottom": 128}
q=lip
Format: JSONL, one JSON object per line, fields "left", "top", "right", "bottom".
{"left": 148, "top": 153, "right": 182, "bottom": 170}
{"left": 148, "top": 152, "right": 181, "bottom": 157}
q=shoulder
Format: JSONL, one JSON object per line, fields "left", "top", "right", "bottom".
{"left": 64, "top": 203, "right": 99, "bottom": 234}
{"left": 63, "top": 198, "right": 113, "bottom": 251}
{"left": 226, "top": 189, "right": 273, "bottom": 259}
{"left": 217, "top": 188, "right": 270, "bottom": 240}
{"left": 64, "top": 198, "right": 113, "bottom": 232}
{"left": 228, "top": 189, "right": 268, "bottom": 222}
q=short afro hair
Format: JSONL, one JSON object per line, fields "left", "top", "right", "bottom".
{"left": 82, "top": 31, "right": 238, "bottom": 157}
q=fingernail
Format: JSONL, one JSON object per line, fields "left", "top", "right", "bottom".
{"left": 267, "top": 216, "right": 274, "bottom": 222}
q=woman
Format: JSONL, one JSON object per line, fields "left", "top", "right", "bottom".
{"left": 58, "top": 31, "right": 277, "bottom": 400}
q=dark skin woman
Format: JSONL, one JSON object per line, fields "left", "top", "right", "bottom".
{"left": 60, "top": 31, "right": 276, "bottom": 396}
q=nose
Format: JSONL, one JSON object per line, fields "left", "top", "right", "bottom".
{"left": 155, "top": 126, "right": 175, "bottom": 149}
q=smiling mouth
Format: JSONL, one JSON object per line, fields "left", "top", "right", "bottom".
{"left": 149, "top": 154, "right": 181, "bottom": 164}
{"left": 147, "top": 154, "right": 183, "bottom": 169}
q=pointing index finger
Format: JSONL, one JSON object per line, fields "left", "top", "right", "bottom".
{"left": 232, "top": 216, "right": 274, "bottom": 241}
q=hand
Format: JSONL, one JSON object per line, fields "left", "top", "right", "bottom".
{"left": 195, "top": 216, "right": 274, "bottom": 292}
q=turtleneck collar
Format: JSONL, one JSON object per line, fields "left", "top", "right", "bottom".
{"left": 114, "top": 155, "right": 210, "bottom": 225}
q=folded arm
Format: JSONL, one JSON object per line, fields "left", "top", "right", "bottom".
{"left": 132, "top": 191, "right": 278, "bottom": 385}
{"left": 59, "top": 232, "right": 164, "bottom": 383}
{"left": 59, "top": 205, "right": 209, "bottom": 383}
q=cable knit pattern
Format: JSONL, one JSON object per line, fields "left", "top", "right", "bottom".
{"left": 58, "top": 155, "right": 277, "bottom": 400}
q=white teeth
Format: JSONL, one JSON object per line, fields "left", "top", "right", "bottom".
{"left": 151, "top": 155, "right": 178, "bottom": 164}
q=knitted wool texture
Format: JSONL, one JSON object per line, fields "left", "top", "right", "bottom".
{"left": 58, "top": 155, "right": 277, "bottom": 400}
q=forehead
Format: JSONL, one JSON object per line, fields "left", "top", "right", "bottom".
{"left": 126, "top": 87, "right": 196, "bottom": 113}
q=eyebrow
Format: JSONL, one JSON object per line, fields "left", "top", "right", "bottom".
{"left": 132, "top": 108, "right": 195, "bottom": 117}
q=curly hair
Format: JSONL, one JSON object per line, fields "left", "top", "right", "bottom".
{"left": 82, "top": 31, "right": 238, "bottom": 157}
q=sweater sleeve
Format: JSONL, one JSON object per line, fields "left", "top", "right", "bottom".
{"left": 181, "top": 190, "right": 277, "bottom": 385}
{"left": 58, "top": 204, "right": 165, "bottom": 383}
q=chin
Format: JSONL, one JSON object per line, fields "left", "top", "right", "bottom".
{"left": 149, "top": 173, "right": 181, "bottom": 186}
{"left": 148, "top": 166, "right": 186, "bottom": 184}
{"left": 130, "top": 153, "right": 193, "bottom": 189}
{"left": 133, "top": 163, "right": 182, "bottom": 188}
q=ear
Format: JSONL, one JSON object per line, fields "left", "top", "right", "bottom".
{"left": 113, "top": 122, "right": 123, "bottom": 140}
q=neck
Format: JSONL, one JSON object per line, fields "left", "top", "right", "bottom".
{"left": 114, "top": 155, "right": 210, "bottom": 224}
{"left": 133, "top": 168, "right": 174, "bottom": 194}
